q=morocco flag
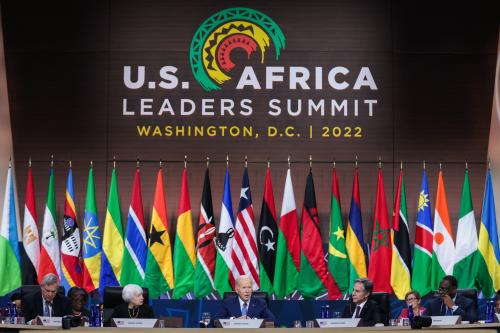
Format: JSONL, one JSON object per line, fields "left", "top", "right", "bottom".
{"left": 299, "top": 170, "right": 341, "bottom": 299}
{"left": 367, "top": 167, "right": 392, "bottom": 293}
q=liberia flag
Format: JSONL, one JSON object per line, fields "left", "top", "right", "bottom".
{"left": 231, "top": 167, "right": 259, "bottom": 289}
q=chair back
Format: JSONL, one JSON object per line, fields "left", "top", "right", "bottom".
{"left": 369, "top": 292, "right": 390, "bottom": 326}
{"left": 223, "top": 291, "right": 269, "bottom": 303}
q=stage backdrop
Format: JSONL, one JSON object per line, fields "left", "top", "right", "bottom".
{"left": 1, "top": 0, "right": 498, "bottom": 245}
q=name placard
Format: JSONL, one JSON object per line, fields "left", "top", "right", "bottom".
{"left": 430, "top": 315, "right": 461, "bottom": 326}
{"left": 36, "top": 316, "right": 62, "bottom": 326}
{"left": 316, "top": 318, "right": 361, "bottom": 328}
{"left": 219, "top": 319, "right": 264, "bottom": 328}
{"left": 113, "top": 318, "right": 158, "bottom": 328}
{"left": 495, "top": 313, "right": 500, "bottom": 323}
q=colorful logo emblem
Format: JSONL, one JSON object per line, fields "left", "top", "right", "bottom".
{"left": 190, "top": 7, "right": 286, "bottom": 91}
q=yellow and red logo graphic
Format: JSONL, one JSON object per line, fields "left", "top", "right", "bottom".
{"left": 190, "top": 7, "right": 286, "bottom": 91}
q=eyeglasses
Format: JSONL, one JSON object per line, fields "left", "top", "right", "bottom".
{"left": 406, "top": 297, "right": 418, "bottom": 301}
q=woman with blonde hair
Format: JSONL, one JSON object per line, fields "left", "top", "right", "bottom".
{"left": 398, "top": 290, "right": 426, "bottom": 319}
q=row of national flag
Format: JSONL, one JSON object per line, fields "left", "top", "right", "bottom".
{"left": 0, "top": 161, "right": 498, "bottom": 301}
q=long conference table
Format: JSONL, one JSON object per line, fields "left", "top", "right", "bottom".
{"left": 0, "top": 323, "right": 497, "bottom": 333}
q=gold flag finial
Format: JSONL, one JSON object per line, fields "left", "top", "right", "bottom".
{"left": 309, "top": 155, "right": 312, "bottom": 169}
{"left": 355, "top": 155, "right": 358, "bottom": 168}
{"left": 50, "top": 154, "right": 54, "bottom": 168}
{"left": 113, "top": 155, "right": 116, "bottom": 169}
{"left": 378, "top": 156, "right": 382, "bottom": 169}
{"left": 244, "top": 155, "right": 248, "bottom": 168}
{"left": 287, "top": 156, "right": 291, "bottom": 169}
{"left": 206, "top": 156, "right": 210, "bottom": 168}
{"left": 184, "top": 155, "right": 187, "bottom": 168}
{"left": 226, "top": 154, "right": 229, "bottom": 167}
{"left": 28, "top": 156, "right": 32, "bottom": 168}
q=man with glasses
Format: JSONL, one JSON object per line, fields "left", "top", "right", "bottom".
{"left": 424, "top": 275, "right": 477, "bottom": 323}
{"left": 23, "top": 273, "right": 71, "bottom": 323}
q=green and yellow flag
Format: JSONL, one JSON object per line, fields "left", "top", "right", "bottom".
{"left": 173, "top": 168, "right": 196, "bottom": 299}
{"left": 145, "top": 166, "right": 174, "bottom": 298}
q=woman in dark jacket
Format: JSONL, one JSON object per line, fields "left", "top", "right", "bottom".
{"left": 110, "top": 284, "right": 155, "bottom": 319}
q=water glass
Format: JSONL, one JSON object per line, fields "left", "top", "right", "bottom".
{"left": 306, "top": 320, "right": 315, "bottom": 328}
{"left": 389, "top": 319, "right": 397, "bottom": 326}
{"left": 158, "top": 319, "right": 165, "bottom": 328}
{"left": 332, "top": 312, "right": 341, "bottom": 319}
{"left": 201, "top": 312, "right": 211, "bottom": 327}
{"left": 402, "top": 318, "right": 410, "bottom": 326}
{"left": 293, "top": 320, "right": 302, "bottom": 328}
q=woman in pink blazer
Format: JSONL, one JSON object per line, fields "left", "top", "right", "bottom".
{"left": 398, "top": 291, "right": 426, "bottom": 319}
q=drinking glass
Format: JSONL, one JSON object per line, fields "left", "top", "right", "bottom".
{"left": 293, "top": 320, "right": 302, "bottom": 328}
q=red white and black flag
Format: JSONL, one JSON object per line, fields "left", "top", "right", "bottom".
{"left": 258, "top": 166, "right": 278, "bottom": 296}
{"left": 194, "top": 167, "right": 217, "bottom": 298}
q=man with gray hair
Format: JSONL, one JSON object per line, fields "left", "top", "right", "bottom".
{"left": 341, "top": 278, "right": 381, "bottom": 326}
{"left": 23, "top": 273, "right": 71, "bottom": 323}
{"left": 215, "top": 275, "right": 275, "bottom": 321}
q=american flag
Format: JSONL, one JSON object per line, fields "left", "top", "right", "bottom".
{"left": 231, "top": 167, "right": 260, "bottom": 290}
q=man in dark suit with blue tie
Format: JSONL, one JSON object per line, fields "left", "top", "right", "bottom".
{"left": 216, "top": 275, "right": 275, "bottom": 321}
{"left": 424, "top": 275, "right": 477, "bottom": 323}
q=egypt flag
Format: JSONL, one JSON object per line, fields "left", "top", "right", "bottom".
{"left": 258, "top": 166, "right": 278, "bottom": 296}
{"left": 38, "top": 165, "right": 60, "bottom": 282}
{"left": 299, "top": 170, "right": 341, "bottom": 299}
{"left": 194, "top": 167, "right": 216, "bottom": 299}
{"left": 232, "top": 167, "right": 259, "bottom": 289}
{"left": 173, "top": 168, "right": 196, "bottom": 299}
{"left": 61, "top": 166, "right": 83, "bottom": 289}
{"left": 431, "top": 169, "right": 455, "bottom": 290}
{"left": 390, "top": 168, "right": 411, "bottom": 299}
{"left": 82, "top": 164, "right": 102, "bottom": 292}
{"left": 121, "top": 168, "right": 148, "bottom": 286}
{"left": 411, "top": 168, "right": 433, "bottom": 296}
{"left": 368, "top": 167, "right": 392, "bottom": 293}
{"left": 345, "top": 167, "right": 367, "bottom": 292}
{"left": 21, "top": 164, "right": 40, "bottom": 285}
{"left": 145, "top": 166, "right": 174, "bottom": 298}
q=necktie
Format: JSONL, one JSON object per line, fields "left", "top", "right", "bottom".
{"left": 242, "top": 302, "right": 248, "bottom": 317}
{"left": 44, "top": 301, "right": 51, "bottom": 317}
{"left": 355, "top": 305, "right": 361, "bottom": 318}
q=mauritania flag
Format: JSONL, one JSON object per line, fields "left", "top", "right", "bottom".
{"left": 61, "top": 166, "right": 83, "bottom": 290}
{"left": 453, "top": 167, "right": 479, "bottom": 289}
{"left": 476, "top": 169, "right": 500, "bottom": 297}
{"left": 431, "top": 169, "right": 455, "bottom": 290}
{"left": 299, "top": 170, "right": 341, "bottom": 299}
{"left": 214, "top": 167, "right": 234, "bottom": 297}
{"left": 232, "top": 167, "right": 259, "bottom": 290}
{"left": 274, "top": 168, "right": 300, "bottom": 299}
{"left": 194, "top": 167, "right": 216, "bottom": 299}
{"left": 258, "top": 166, "right": 278, "bottom": 297}
{"left": 145, "top": 166, "right": 174, "bottom": 298}
{"left": 390, "top": 168, "right": 411, "bottom": 299}
{"left": 82, "top": 165, "right": 102, "bottom": 292}
{"left": 328, "top": 166, "right": 349, "bottom": 295}
{"left": 99, "top": 167, "right": 124, "bottom": 293}
{"left": 121, "top": 168, "right": 147, "bottom": 286}
{"left": 21, "top": 164, "right": 39, "bottom": 285}
{"left": 39, "top": 165, "right": 60, "bottom": 282}
{"left": 0, "top": 163, "right": 21, "bottom": 295}
{"left": 345, "top": 167, "right": 367, "bottom": 291}
{"left": 173, "top": 168, "right": 196, "bottom": 299}
{"left": 411, "top": 168, "right": 433, "bottom": 296}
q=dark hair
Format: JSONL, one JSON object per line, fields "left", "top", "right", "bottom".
{"left": 67, "top": 287, "right": 88, "bottom": 301}
{"left": 355, "top": 278, "right": 373, "bottom": 295}
{"left": 10, "top": 292, "right": 21, "bottom": 302}
{"left": 442, "top": 275, "right": 458, "bottom": 288}
{"left": 405, "top": 290, "right": 421, "bottom": 301}
{"left": 495, "top": 290, "right": 500, "bottom": 301}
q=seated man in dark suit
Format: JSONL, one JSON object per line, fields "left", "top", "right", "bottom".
{"left": 216, "top": 275, "right": 275, "bottom": 321}
{"left": 23, "top": 273, "right": 71, "bottom": 323}
{"left": 342, "top": 278, "right": 381, "bottom": 326}
{"left": 424, "top": 275, "right": 477, "bottom": 323}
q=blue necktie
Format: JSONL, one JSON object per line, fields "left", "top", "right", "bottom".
{"left": 242, "top": 302, "right": 248, "bottom": 317}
